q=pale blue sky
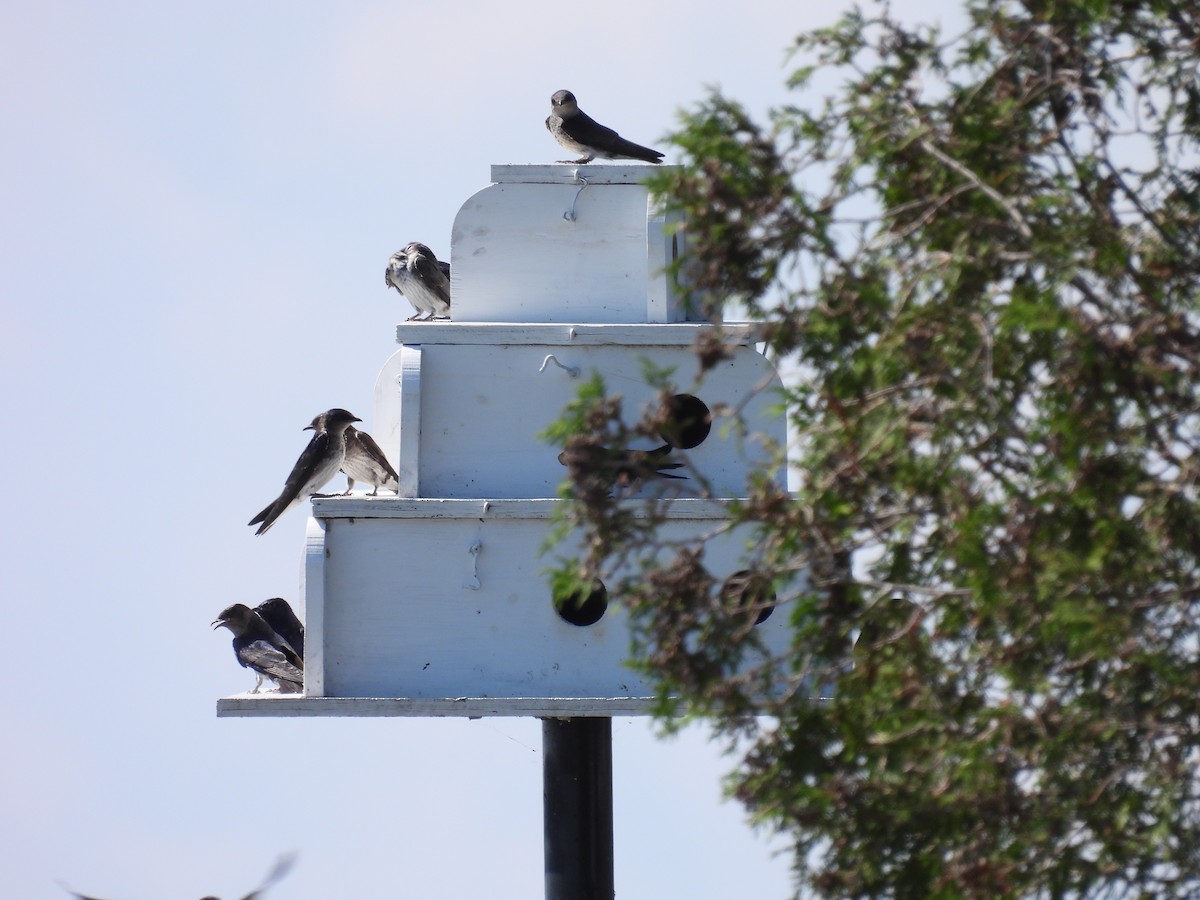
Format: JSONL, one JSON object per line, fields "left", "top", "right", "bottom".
{"left": 0, "top": 1, "right": 958, "bottom": 897}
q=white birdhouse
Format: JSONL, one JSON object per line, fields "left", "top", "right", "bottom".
{"left": 219, "top": 165, "right": 798, "bottom": 719}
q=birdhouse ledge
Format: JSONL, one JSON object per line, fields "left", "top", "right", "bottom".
{"left": 218, "top": 163, "right": 800, "bottom": 719}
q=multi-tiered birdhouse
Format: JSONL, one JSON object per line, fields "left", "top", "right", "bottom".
{"left": 219, "top": 165, "right": 797, "bottom": 719}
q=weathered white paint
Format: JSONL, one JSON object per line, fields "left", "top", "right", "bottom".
{"left": 292, "top": 508, "right": 801, "bottom": 702}
{"left": 450, "top": 164, "right": 692, "bottom": 324}
{"left": 393, "top": 322, "right": 763, "bottom": 346}
{"left": 370, "top": 339, "right": 785, "bottom": 500}
{"left": 300, "top": 517, "right": 326, "bottom": 697}
{"left": 396, "top": 344, "right": 422, "bottom": 498}
{"left": 646, "top": 207, "right": 687, "bottom": 323}
{"left": 217, "top": 696, "right": 666, "bottom": 718}
{"left": 223, "top": 165, "right": 804, "bottom": 718}
{"left": 489, "top": 164, "right": 663, "bottom": 185}
{"left": 305, "top": 497, "right": 738, "bottom": 520}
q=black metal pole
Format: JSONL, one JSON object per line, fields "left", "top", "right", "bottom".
{"left": 542, "top": 716, "right": 614, "bottom": 900}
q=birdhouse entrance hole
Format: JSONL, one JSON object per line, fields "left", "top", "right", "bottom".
{"left": 659, "top": 394, "right": 712, "bottom": 449}
{"left": 554, "top": 578, "right": 609, "bottom": 627}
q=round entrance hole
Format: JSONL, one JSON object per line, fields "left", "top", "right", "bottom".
{"left": 658, "top": 394, "right": 712, "bottom": 449}
{"left": 553, "top": 578, "right": 609, "bottom": 627}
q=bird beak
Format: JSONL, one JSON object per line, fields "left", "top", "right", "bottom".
{"left": 211, "top": 618, "right": 226, "bottom": 630}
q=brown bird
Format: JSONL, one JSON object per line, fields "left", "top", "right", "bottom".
{"left": 385, "top": 242, "right": 451, "bottom": 321}
{"left": 304, "top": 413, "right": 398, "bottom": 496}
{"left": 546, "top": 90, "right": 664, "bottom": 164}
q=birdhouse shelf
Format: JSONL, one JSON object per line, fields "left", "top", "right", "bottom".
{"left": 218, "top": 165, "right": 798, "bottom": 719}
{"left": 219, "top": 500, "right": 802, "bottom": 718}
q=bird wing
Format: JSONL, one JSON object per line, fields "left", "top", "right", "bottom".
{"left": 250, "top": 431, "right": 335, "bottom": 534}
{"left": 613, "top": 445, "right": 687, "bottom": 487}
{"left": 565, "top": 109, "right": 623, "bottom": 147}
{"left": 56, "top": 854, "right": 297, "bottom": 900}
{"left": 408, "top": 252, "right": 452, "bottom": 306}
{"left": 560, "top": 110, "right": 662, "bottom": 162}
{"left": 238, "top": 640, "right": 304, "bottom": 685}
{"left": 606, "top": 135, "right": 663, "bottom": 162}
{"left": 645, "top": 443, "right": 686, "bottom": 475}
{"left": 236, "top": 852, "right": 297, "bottom": 900}
{"left": 57, "top": 884, "right": 113, "bottom": 900}
{"left": 254, "top": 600, "right": 305, "bottom": 662}
{"left": 348, "top": 429, "right": 399, "bottom": 482}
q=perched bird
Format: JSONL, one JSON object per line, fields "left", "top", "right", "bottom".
{"left": 611, "top": 443, "right": 686, "bottom": 488}
{"left": 60, "top": 852, "right": 296, "bottom": 900}
{"left": 253, "top": 597, "right": 305, "bottom": 661}
{"left": 558, "top": 441, "right": 686, "bottom": 494}
{"left": 343, "top": 426, "right": 400, "bottom": 495}
{"left": 212, "top": 603, "right": 303, "bottom": 694}
{"left": 248, "top": 408, "right": 361, "bottom": 535}
{"left": 546, "top": 90, "right": 664, "bottom": 165}
{"left": 385, "top": 242, "right": 451, "bottom": 321}
{"left": 305, "top": 414, "right": 399, "bottom": 496}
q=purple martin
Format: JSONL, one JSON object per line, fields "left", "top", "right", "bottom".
{"left": 248, "top": 408, "right": 361, "bottom": 535}
{"left": 305, "top": 414, "right": 399, "bottom": 496}
{"left": 546, "top": 90, "right": 664, "bottom": 165}
{"left": 60, "top": 852, "right": 296, "bottom": 900}
{"left": 343, "top": 426, "right": 399, "bottom": 495}
{"left": 212, "top": 603, "right": 303, "bottom": 694}
{"left": 558, "top": 441, "right": 685, "bottom": 494}
{"left": 253, "top": 597, "right": 304, "bottom": 661}
{"left": 230, "top": 853, "right": 296, "bottom": 900}
{"left": 384, "top": 242, "right": 451, "bottom": 321}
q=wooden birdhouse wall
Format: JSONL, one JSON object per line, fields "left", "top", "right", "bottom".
{"left": 219, "top": 165, "right": 798, "bottom": 719}
{"left": 450, "top": 165, "right": 692, "bottom": 324}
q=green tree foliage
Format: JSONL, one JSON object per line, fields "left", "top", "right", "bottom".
{"left": 551, "top": 1, "right": 1200, "bottom": 896}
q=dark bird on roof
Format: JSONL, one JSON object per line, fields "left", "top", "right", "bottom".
{"left": 546, "top": 90, "right": 664, "bottom": 165}
{"left": 248, "top": 408, "right": 361, "bottom": 535}
{"left": 60, "top": 852, "right": 296, "bottom": 900}
{"left": 213, "top": 603, "right": 303, "bottom": 694}
{"left": 385, "top": 242, "right": 451, "bottom": 321}
{"left": 253, "top": 598, "right": 304, "bottom": 661}
{"left": 305, "top": 414, "right": 399, "bottom": 496}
